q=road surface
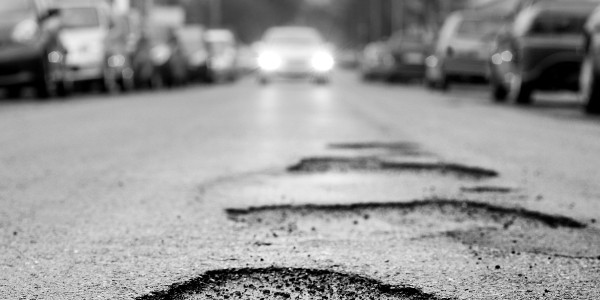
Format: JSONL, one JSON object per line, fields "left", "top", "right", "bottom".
{"left": 1, "top": 72, "right": 599, "bottom": 299}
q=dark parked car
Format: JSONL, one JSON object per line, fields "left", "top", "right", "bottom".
{"left": 205, "top": 29, "right": 238, "bottom": 83}
{"left": 581, "top": 5, "right": 600, "bottom": 114}
{"left": 385, "top": 31, "right": 431, "bottom": 82}
{"left": 146, "top": 25, "right": 188, "bottom": 88}
{"left": 489, "top": 0, "right": 597, "bottom": 104}
{"left": 177, "top": 25, "right": 210, "bottom": 82}
{"left": 0, "top": 0, "right": 70, "bottom": 98}
{"left": 360, "top": 41, "right": 393, "bottom": 81}
{"left": 426, "top": 12, "right": 505, "bottom": 90}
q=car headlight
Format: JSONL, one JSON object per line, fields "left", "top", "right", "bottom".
{"left": 257, "top": 52, "right": 282, "bottom": 71}
{"left": 311, "top": 51, "right": 335, "bottom": 72}
{"left": 151, "top": 45, "right": 172, "bottom": 65}
{"left": 12, "top": 19, "right": 39, "bottom": 43}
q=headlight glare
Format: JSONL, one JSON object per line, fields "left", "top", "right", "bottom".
{"left": 258, "top": 52, "right": 282, "bottom": 71}
{"left": 311, "top": 51, "right": 334, "bottom": 71}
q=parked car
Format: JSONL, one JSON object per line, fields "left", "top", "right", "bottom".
{"left": 426, "top": 12, "right": 505, "bottom": 90}
{"left": 489, "top": 0, "right": 597, "bottom": 104}
{"left": 205, "top": 29, "right": 238, "bottom": 83}
{"left": 105, "top": 12, "right": 141, "bottom": 92}
{"left": 385, "top": 31, "right": 431, "bottom": 82}
{"left": 581, "top": 5, "right": 600, "bottom": 114}
{"left": 360, "top": 41, "right": 393, "bottom": 81}
{"left": 58, "top": 2, "right": 119, "bottom": 93}
{"left": 147, "top": 25, "right": 188, "bottom": 88}
{"left": 177, "top": 25, "right": 210, "bottom": 83}
{"left": 256, "top": 26, "right": 334, "bottom": 85}
{"left": 0, "top": 0, "right": 70, "bottom": 98}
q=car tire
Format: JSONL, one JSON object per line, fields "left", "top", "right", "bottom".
{"left": 35, "top": 58, "right": 58, "bottom": 99}
{"left": 509, "top": 72, "right": 533, "bottom": 105}
{"left": 491, "top": 79, "right": 508, "bottom": 102}
{"left": 99, "top": 67, "right": 118, "bottom": 94}
{"left": 118, "top": 69, "right": 135, "bottom": 93}
{"left": 55, "top": 79, "right": 72, "bottom": 98}
{"left": 581, "top": 55, "right": 600, "bottom": 114}
{"left": 6, "top": 87, "right": 21, "bottom": 99}
{"left": 258, "top": 76, "right": 269, "bottom": 85}
{"left": 315, "top": 77, "right": 329, "bottom": 85}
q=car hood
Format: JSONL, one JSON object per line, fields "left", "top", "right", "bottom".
{"left": 60, "top": 28, "right": 107, "bottom": 50}
{"left": 450, "top": 37, "right": 488, "bottom": 52}
{"left": 262, "top": 44, "right": 326, "bottom": 59}
{"left": 0, "top": 13, "right": 33, "bottom": 40}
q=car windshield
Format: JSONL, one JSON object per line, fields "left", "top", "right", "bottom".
{"left": 529, "top": 11, "right": 588, "bottom": 35}
{"left": 264, "top": 28, "right": 323, "bottom": 46}
{"left": 457, "top": 19, "right": 503, "bottom": 39}
{"left": 0, "top": 0, "right": 33, "bottom": 14}
{"left": 61, "top": 7, "right": 100, "bottom": 29}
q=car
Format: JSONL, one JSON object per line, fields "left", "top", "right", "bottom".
{"left": 177, "top": 25, "right": 210, "bottom": 83}
{"left": 256, "top": 26, "right": 334, "bottom": 84}
{"left": 105, "top": 12, "right": 141, "bottom": 92}
{"left": 205, "top": 29, "right": 238, "bottom": 83}
{"left": 0, "top": 0, "right": 70, "bottom": 99}
{"left": 581, "top": 5, "right": 600, "bottom": 114}
{"left": 147, "top": 25, "right": 188, "bottom": 88}
{"left": 385, "top": 31, "right": 431, "bottom": 82}
{"left": 58, "top": 2, "right": 119, "bottom": 93}
{"left": 426, "top": 11, "right": 505, "bottom": 90}
{"left": 489, "top": 0, "right": 598, "bottom": 104}
{"left": 360, "top": 41, "right": 393, "bottom": 81}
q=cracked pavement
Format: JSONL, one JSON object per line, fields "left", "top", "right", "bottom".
{"left": 1, "top": 73, "right": 599, "bottom": 299}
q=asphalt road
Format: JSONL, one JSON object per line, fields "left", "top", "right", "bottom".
{"left": 1, "top": 72, "right": 599, "bottom": 299}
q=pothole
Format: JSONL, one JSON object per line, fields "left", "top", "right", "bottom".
{"left": 138, "top": 268, "right": 446, "bottom": 300}
{"left": 459, "top": 186, "right": 517, "bottom": 194}
{"left": 329, "top": 142, "right": 427, "bottom": 156}
{"left": 287, "top": 157, "right": 498, "bottom": 179}
{"left": 226, "top": 200, "right": 597, "bottom": 258}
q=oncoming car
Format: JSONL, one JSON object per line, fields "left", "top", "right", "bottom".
{"left": 256, "top": 26, "right": 334, "bottom": 85}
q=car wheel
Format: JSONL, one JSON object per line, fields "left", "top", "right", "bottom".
{"left": 491, "top": 78, "right": 508, "bottom": 102}
{"left": 258, "top": 76, "right": 269, "bottom": 85}
{"left": 119, "top": 68, "right": 135, "bottom": 93}
{"left": 315, "top": 77, "right": 330, "bottom": 85}
{"left": 35, "top": 57, "right": 58, "bottom": 99}
{"left": 581, "top": 55, "right": 600, "bottom": 114}
{"left": 509, "top": 72, "right": 533, "bottom": 105}
{"left": 6, "top": 87, "right": 21, "bottom": 99}
{"left": 55, "top": 79, "right": 72, "bottom": 98}
{"left": 99, "top": 67, "right": 118, "bottom": 94}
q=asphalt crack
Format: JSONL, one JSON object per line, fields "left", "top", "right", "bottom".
{"left": 137, "top": 268, "right": 449, "bottom": 300}
{"left": 287, "top": 157, "right": 498, "bottom": 179}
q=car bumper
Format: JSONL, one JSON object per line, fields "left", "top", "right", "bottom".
{"left": 389, "top": 63, "right": 426, "bottom": 78}
{"left": 444, "top": 57, "right": 488, "bottom": 78}
{"left": 0, "top": 44, "right": 45, "bottom": 87}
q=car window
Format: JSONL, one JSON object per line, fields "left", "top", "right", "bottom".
{"left": 528, "top": 11, "right": 588, "bottom": 35}
{"left": 456, "top": 19, "right": 504, "bottom": 39}
{"left": 264, "top": 28, "right": 323, "bottom": 45}
{"left": 61, "top": 7, "right": 101, "bottom": 29}
{"left": 0, "top": 0, "right": 33, "bottom": 14}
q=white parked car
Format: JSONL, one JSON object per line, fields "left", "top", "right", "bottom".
{"left": 58, "top": 2, "right": 117, "bottom": 92}
{"left": 256, "top": 26, "right": 334, "bottom": 84}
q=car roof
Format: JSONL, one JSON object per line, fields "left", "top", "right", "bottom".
{"left": 531, "top": 0, "right": 600, "bottom": 13}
